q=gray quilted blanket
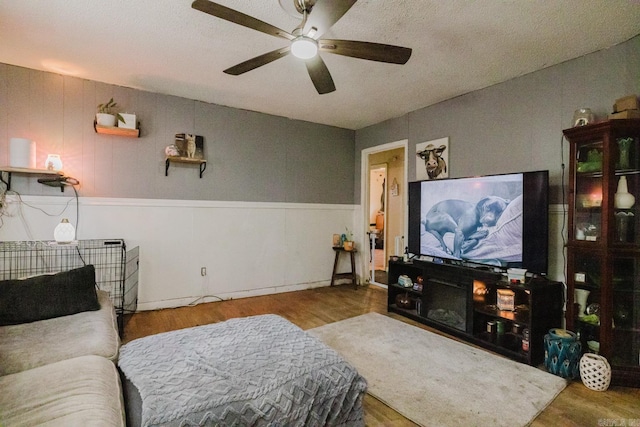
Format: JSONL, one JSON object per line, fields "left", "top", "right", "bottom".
{"left": 118, "top": 314, "right": 367, "bottom": 427}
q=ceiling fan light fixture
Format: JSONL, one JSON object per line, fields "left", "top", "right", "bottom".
{"left": 291, "top": 36, "right": 318, "bottom": 59}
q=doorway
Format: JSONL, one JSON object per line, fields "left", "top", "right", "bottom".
{"left": 369, "top": 164, "right": 387, "bottom": 283}
{"left": 361, "top": 141, "right": 407, "bottom": 286}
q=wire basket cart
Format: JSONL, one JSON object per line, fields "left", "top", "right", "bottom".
{"left": 0, "top": 239, "right": 138, "bottom": 334}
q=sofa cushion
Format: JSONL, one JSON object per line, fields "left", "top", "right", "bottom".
{"left": 0, "top": 265, "right": 100, "bottom": 326}
{"left": 0, "top": 290, "right": 120, "bottom": 376}
{"left": 0, "top": 355, "right": 125, "bottom": 427}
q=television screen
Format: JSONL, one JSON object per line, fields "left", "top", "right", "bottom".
{"left": 408, "top": 171, "right": 548, "bottom": 274}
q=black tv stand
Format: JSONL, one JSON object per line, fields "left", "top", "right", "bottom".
{"left": 388, "top": 260, "right": 563, "bottom": 366}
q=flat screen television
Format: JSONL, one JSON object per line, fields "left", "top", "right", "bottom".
{"left": 408, "top": 170, "right": 549, "bottom": 274}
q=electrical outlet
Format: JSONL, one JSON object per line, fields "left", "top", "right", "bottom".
{"left": 201, "top": 267, "right": 207, "bottom": 276}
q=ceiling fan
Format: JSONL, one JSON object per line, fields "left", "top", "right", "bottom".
{"left": 191, "top": 0, "right": 412, "bottom": 94}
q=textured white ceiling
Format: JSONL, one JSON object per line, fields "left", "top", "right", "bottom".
{"left": 1, "top": 0, "right": 639, "bottom": 130}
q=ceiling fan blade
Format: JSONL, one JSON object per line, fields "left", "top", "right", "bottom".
{"left": 305, "top": 56, "right": 336, "bottom": 94}
{"left": 224, "top": 47, "right": 291, "bottom": 75}
{"left": 303, "top": 0, "right": 357, "bottom": 37}
{"left": 192, "top": 0, "right": 294, "bottom": 41}
{"left": 319, "top": 39, "right": 412, "bottom": 64}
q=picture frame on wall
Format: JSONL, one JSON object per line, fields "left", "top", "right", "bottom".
{"left": 416, "top": 137, "right": 449, "bottom": 180}
{"left": 175, "top": 133, "right": 204, "bottom": 160}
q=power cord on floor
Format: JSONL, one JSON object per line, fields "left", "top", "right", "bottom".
{"left": 187, "top": 295, "right": 225, "bottom": 306}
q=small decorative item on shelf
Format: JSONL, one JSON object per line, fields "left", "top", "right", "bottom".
{"left": 397, "top": 275, "right": 412, "bottom": 288}
{"left": 9, "top": 137, "right": 36, "bottom": 168}
{"left": 332, "top": 234, "right": 341, "bottom": 247}
{"left": 54, "top": 218, "right": 75, "bottom": 243}
{"left": 615, "top": 211, "right": 634, "bottom": 242}
{"left": 584, "top": 223, "right": 599, "bottom": 241}
{"left": 118, "top": 113, "right": 137, "bottom": 130}
{"left": 165, "top": 145, "right": 180, "bottom": 157}
{"left": 507, "top": 268, "right": 527, "bottom": 283}
{"left": 580, "top": 353, "right": 611, "bottom": 391}
{"left": 44, "top": 154, "right": 63, "bottom": 171}
{"left": 574, "top": 288, "right": 590, "bottom": 318}
{"left": 395, "top": 292, "right": 414, "bottom": 309}
{"left": 616, "top": 137, "right": 634, "bottom": 170}
{"left": 342, "top": 228, "right": 354, "bottom": 251}
{"left": 96, "top": 98, "right": 124, "bottom": 127}
{"left": 497, "top": 289, "right": 515, "bottom": 311}
{"left": 573, "top": 108, "right": 595, "bottom": 127}
{"left": 577, "top": 149, "right": 602, "bottom": 172}
{"left": 586, "top": 303, "right": 600, "bottom": 317}
{"left": 614, "top": 176, "right": 635, "bottom": 209}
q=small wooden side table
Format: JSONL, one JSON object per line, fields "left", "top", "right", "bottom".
{"left": 330, "top": 247, "right": 357, "bottom": 289}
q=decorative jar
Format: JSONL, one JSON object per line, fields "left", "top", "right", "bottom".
{"left": 45, "top": 154, "right": 63, "bottom": 171}
{"left": 573, "top": 108, "right": 594, "bottom": 127}
{"left": 54, "top": 218, "right": 75, "bottom": 243}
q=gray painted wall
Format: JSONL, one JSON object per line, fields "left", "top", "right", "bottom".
{"left": 2, "top": 35, "right": 639, "bottom": 206}
{"left": 355, "top": 35, "right": 640, "bottom": 204}
{"left": 0, "top": 64, "right": 355, "bottom": 204}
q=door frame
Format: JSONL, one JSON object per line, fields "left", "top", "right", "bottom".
{"left": 360, "top": 139, "right": 408, "bottom": 287}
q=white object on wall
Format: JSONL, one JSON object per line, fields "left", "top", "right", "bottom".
{"left": 54, "top": 218, "right": 76, "bottom": 243}
{"left": 45, "top": 154, "right": 63, "bottom": 171}
{"left": 9, "top": 138, "right": 36, "bottom": 169}
{"left": 118, "top": 113, "right": 137, "bottom": 129}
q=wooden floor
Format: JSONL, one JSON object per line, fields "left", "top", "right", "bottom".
{"left": 124, "top": 285, "right": 640, "bottom": 426}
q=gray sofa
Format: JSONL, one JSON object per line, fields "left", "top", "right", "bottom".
{"left": 0, "top": 266, "right": 125, "bottom": 426}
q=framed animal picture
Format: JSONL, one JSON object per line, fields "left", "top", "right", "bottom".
{"left": 174, "top": 133, "right": 204, "bottom": 160}
{"left": 416, "top": 137, "right": 449, "bottom": 180}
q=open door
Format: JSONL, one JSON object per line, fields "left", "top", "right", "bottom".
{"left": 362, "top": 142, "right": 407, "bottom": 286}
{"left": 369, "top": 164, "right": 387, "bottom": 283}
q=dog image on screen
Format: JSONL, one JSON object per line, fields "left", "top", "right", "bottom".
{"left": 422, "top": 196, "right": 510, "bottom": 258}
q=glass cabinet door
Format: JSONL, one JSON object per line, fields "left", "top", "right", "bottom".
{"left": 611, "top": 256, "right": 640, "bottom": 368}
{"left": 612, "top": 134, "right": 640, "bottom": 246}
{"left": 573, "top": 141, "right": 604, "bottom": 242}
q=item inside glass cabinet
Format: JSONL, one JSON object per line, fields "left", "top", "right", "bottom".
{"left": 615, "top": 211, "right": 635, "bottom": 242}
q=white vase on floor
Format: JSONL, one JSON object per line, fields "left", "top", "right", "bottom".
{"left": 580, "top": 353, "right": 611, "bottom": 391}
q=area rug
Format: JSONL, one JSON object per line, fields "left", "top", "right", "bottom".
{"left": 308, "top": 312, "right": 567, "bottom": 427}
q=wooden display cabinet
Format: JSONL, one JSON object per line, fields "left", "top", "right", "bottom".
{"left": 564, "top": 119, "right": 640, "bottom": 387}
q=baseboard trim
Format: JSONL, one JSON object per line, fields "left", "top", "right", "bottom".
{"left": 136, "top": 280, "right": 332, "bottom": 311}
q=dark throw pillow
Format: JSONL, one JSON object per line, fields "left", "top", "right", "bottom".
{"left": 0, "top": 265, "right": 100, "bottom": 326}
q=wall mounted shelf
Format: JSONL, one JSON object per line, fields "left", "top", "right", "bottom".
{"left": 0, "top": 166, "right": 64, "bottom": 191}
{"left": 94, "top": 121, "right": 140, "bottom": 138}
{"left": 165, "top": 157, "right": 207, "bottom": 178}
